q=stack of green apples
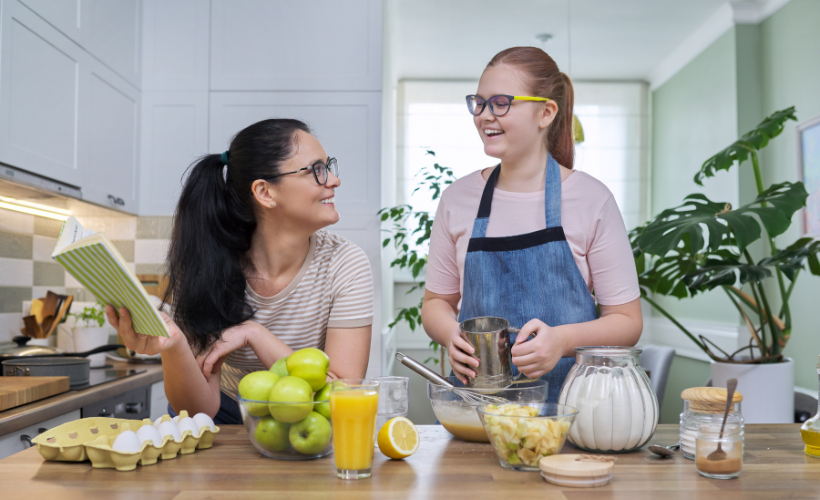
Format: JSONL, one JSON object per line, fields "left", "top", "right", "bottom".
{"left": 238, "top": 348, "right": 333, "bottom": 457}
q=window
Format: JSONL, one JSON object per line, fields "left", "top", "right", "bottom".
{"left": 396, "top": 80, "right": 649, "bottom": 234}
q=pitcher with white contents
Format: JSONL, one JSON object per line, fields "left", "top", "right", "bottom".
{"left": 558, "top": 347, "right": 659, "bottom": 453}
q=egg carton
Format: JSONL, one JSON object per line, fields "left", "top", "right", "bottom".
{"left": 31, "top": 411, "right": 220, "bottom": 471}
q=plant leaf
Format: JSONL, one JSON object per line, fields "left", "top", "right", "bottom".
{"left": 695, "top": 107, "right": 797, "bottom": 185}
{"left": 683, "top": 259, "right": 772, "bottom": 292}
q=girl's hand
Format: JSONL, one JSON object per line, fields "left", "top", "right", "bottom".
{"left": 106, "top": 306, "right": 184, "bottom": 356}
{"left": 510, "top": 319, "right": 567, "bottom": 379}
{"left": 197, "top": 321, "right": 263, "bottom": 381}
{"left": 447, "top": 325, "right": 479, "bottom": 385}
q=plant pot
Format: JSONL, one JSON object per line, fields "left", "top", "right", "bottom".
{"left": 70, "top": 327, "right": 110, "bottom": 368}
{"left": 711, "top": 357, "right": 794, "bottom": 424}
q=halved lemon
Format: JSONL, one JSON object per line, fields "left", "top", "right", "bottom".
{"left": 377, "top": 417, "right": 419, "bottom": 460}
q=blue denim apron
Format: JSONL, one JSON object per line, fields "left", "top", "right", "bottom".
{"left": 456, "top": 155, "right": 599, "bottom": 403}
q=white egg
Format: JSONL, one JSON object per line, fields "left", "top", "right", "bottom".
{"left": 136, "top": 424, "right": 163, "bottom": 447}
{"left": 172, "top": 415, "right": 180, "bottom": 424}
{"left": 153, "top": 416, "right": 164, "bottom": 429}
{"left": 158, "top": 421, "right": 182, "bottom": 442}
{"left": 177, "top": 416, "right": 200, "bottom": 437}
{"left": 111, "top": 430, "right": 142, "bottom": 454}
{"left": 192, "top": 413, "right": 216, "bottom": 433}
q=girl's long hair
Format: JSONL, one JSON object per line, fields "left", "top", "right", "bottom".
{"left": 487, "top": 47, "right": 576, "bottom": 168}
{"left": 164, "top": 118, "right": 311, "bottom": 353}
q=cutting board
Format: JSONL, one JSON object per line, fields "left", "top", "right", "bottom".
{"left": 0, "top": 376, "right": 71, "bottom": 411}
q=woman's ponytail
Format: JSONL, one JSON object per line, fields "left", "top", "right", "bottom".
{"left": 165, "top": 119, "right": 310, "bottom": 353}
{"left": 486, "top": 47, "right": 576, "bottom": 168}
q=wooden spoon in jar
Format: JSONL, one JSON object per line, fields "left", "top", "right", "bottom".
{"left": 706, "top": 378, "right": 738, "bottom": 461}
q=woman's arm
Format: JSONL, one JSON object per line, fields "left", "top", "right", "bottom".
{"left": 324, "top": 326, "right": 372, "bottom": 379}
{"left": 106, "top": 306, "right": 223, "bottom": 418}
{"left": 421, "top": 290, "right": 479, "bottom": 384}
{"left": 511, "top": 298, "right": 643, "bottom": 378}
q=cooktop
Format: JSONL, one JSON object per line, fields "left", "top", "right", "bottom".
{"left": 72, "top": 366, "right": 146, "bottom": 391}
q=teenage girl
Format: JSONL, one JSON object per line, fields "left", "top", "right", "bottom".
{"left": 107, "top": 119, "right": 374, "bottom": 423}
{"left": 421, "top": 47, "right": 642, "bottom": 402}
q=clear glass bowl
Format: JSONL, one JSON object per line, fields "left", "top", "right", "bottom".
{"left": 237, "top": 396, "right": 333, "bottom": 460}
{"left": 558, "top": 347, "right": 658, "bottom": 453}
{"left": 476, "top": 402, "right": 578, "bottom": 471}
{"left": 428, "top": 377, "right": 548, "bottom": 442}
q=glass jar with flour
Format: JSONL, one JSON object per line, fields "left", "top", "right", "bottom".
{"left": 679, "top": 387, "right": 744, "bottom": 460}
{"left": 558, "top": 347, "right": 659, "bottom": 453}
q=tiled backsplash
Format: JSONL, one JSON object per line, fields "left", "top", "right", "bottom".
{"left": 0, "top": 210, "right": 172, "bottom": 342}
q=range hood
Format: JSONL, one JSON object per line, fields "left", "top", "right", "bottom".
{"left": 0, "top": 164, "right": 127, "bottom": 218}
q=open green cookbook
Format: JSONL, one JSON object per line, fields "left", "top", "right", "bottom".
{"left": 51, "top": 216, "right": 170, "bottom": 338}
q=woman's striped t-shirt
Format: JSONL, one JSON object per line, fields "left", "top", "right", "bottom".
{"left": 220, "top": 230, "right": 373, "bottom": 399}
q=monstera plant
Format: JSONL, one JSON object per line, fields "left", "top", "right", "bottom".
{"left": 632, "top": 107, "right": 819, "bottom": 364}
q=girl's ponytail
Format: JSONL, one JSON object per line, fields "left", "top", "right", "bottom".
{"left": 486, "top": 47, "right": 575, "bottom": 168}
{"left": 165, "top": 119, "right": 310, "bottom": 353}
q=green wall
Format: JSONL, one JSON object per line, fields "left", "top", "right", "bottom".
{"left": 757, "top": 0, "right": 820, "bottom": 390}
{"left": 650, "top": 28, "right": 741, "bottom": 325}
{"left": 650, "top": 0, "right": 820, "bottom": 425}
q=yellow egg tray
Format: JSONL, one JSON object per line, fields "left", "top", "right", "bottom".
{"left": 31, "top": 411, "right": 220, "bottom": 471}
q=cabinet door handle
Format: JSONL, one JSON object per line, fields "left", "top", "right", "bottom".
{"left": 107, "top": 195, "right": 125, "bottom": 206}
{"left": 20, "top": 435, "right": 33, "bottom": 448}
{"left": 125, "top": 402, "right": 142, "bottom": 414}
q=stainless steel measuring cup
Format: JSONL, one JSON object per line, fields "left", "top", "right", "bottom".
{"left": 458, "top": 316, "right": 521, "bottom": 389}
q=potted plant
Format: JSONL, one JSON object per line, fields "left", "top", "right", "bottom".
{"left": 631, "top": 107, "right": 816, "bottom": 422}
{"left": 379, "top": 151, "right": 457, "bottom": 375}
{"left": 68, "top": 301, "right": 110, "bottom": 367}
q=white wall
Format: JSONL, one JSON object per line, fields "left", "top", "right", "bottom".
{"left": 139, "top": 0, "right": 384, "bottom": 375}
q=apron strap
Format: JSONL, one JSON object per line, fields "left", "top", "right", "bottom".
{"left": 476, "top": 165, "right": 501, "bottom": 219}
{"left": 545, "top": 154, "right": 562, "bottom": 228}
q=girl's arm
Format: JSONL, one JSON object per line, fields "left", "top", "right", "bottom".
{"left": 324, "top": 326, "right": 372, "bottom": 379}
{"left": 511, "top": 298, "right": 642, "bottom": 378}
{"left": 421, "top": 290, "right": 479, "bottom": 385}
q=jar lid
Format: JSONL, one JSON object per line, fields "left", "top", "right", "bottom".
{"left": 681, "top": 387, "right": 743, "bottom": 412}
{"left": 539, "top": 454, "right": 615, "bottom": 477}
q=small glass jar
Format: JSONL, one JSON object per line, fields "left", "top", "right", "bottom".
{"left": 695, "top": 415, "right": 743, "bottom": 479}
{"left": 679, "top": 388, "right": 743, "bottom": 460}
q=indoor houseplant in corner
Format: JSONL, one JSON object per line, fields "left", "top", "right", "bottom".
{"left": 632, "top": 107, "right": 817, "bottom": 423}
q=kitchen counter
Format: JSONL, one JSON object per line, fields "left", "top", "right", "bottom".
{"left": 1, "top": 423, "right": 818, "bottom": 499}
{"left": 0, "top": 361, "right": 163, "bottom": 436}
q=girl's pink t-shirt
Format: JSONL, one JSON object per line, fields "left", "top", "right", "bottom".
{"left": 426, "top": 168, "right": 640, "bottom": 307}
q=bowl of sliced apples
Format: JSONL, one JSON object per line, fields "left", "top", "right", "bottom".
{"left": 476, "top": 403, "right": 578, "bottom": 471}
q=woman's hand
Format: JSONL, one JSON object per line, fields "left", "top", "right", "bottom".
{"left": 447, "top": 325, "right": 479, "bottom": 385}
{"left": 197, "top": 321, "right": 264, "bottom": 381}
{"left": 106, "top": 306, "right": 184, "bottom": 356}
{"left": 510, "top": 319, "right": 567, "bottom": 379}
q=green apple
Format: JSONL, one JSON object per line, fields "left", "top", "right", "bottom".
{"left": 268, "top": 376, "right": 313, "bottom": 423}
{"left": 313, "top": 382, "right": 331, "bottom": 419}
{"left": 289, "top": 411, "right": 332, "bottom": 455}
{"left": 270, "top": 356, "right": 289, "bottom": 378}
{"left": 286, "top": 348, "right": 329, "bottom": 391}
{"left": 254, "top": 416, "right": 291, "bottom": 452}
{"left": 238, "top": 371, "right": 280, "bottom": 417}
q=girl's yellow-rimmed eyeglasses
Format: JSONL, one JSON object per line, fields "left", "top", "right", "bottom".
{"left": 466, "top": 94, "right": 550, "bottom": 117}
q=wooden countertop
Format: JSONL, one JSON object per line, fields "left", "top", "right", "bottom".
{"left": 0, "top": 361, "right": 163, "bottom": 436}
{"left": 1, "top": 423, "right": 818, "bottom": 499}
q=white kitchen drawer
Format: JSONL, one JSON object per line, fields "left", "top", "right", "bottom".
{"left": 0, "top": 409, "right": 80, "bottom": 461}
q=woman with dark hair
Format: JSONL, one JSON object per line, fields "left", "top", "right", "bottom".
{"left": 106, "top": 119, "right": 373, "bottom": 424}
{"left": 421, "top": 47, "right": 642, "bottom": 403}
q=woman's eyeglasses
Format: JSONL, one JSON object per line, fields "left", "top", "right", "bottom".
{"left": 264, "top": 157, "right": 338, "bottom": 185}
{"left": 465, "top": 94, "right": 550, "bottom": 117}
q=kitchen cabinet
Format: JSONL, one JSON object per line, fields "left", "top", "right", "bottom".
{"left": 209, "top": 0, "right": 382, "bottom": 91}
{"left": 0, "top": 409, "right": 79, "bottom": 461}
{"left": 78, "top": 63, "right": 140, "bottom": 212}
{"left": 18, "top": 0, "right": 142, "bottom": 88}
{"left": 0, "top": 0, "right": 139, "bottom": 214}
{"left": 149, "top": 380, "right": 167, "bottom": 422}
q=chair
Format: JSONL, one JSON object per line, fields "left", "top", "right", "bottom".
{"left": 639, "top": 345, "right": 676, "bottom": 409}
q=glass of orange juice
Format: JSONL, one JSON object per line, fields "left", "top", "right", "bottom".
{"left": 330, "top": 379, "right": 380, "bottom": 479}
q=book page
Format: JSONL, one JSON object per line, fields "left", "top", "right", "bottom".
{"left": 52, "top": 216, "right": 86, "bottom": 257}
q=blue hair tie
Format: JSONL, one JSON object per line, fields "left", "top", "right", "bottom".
{"left": 221, "top": 151, "right": 229, "bottom": 165}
